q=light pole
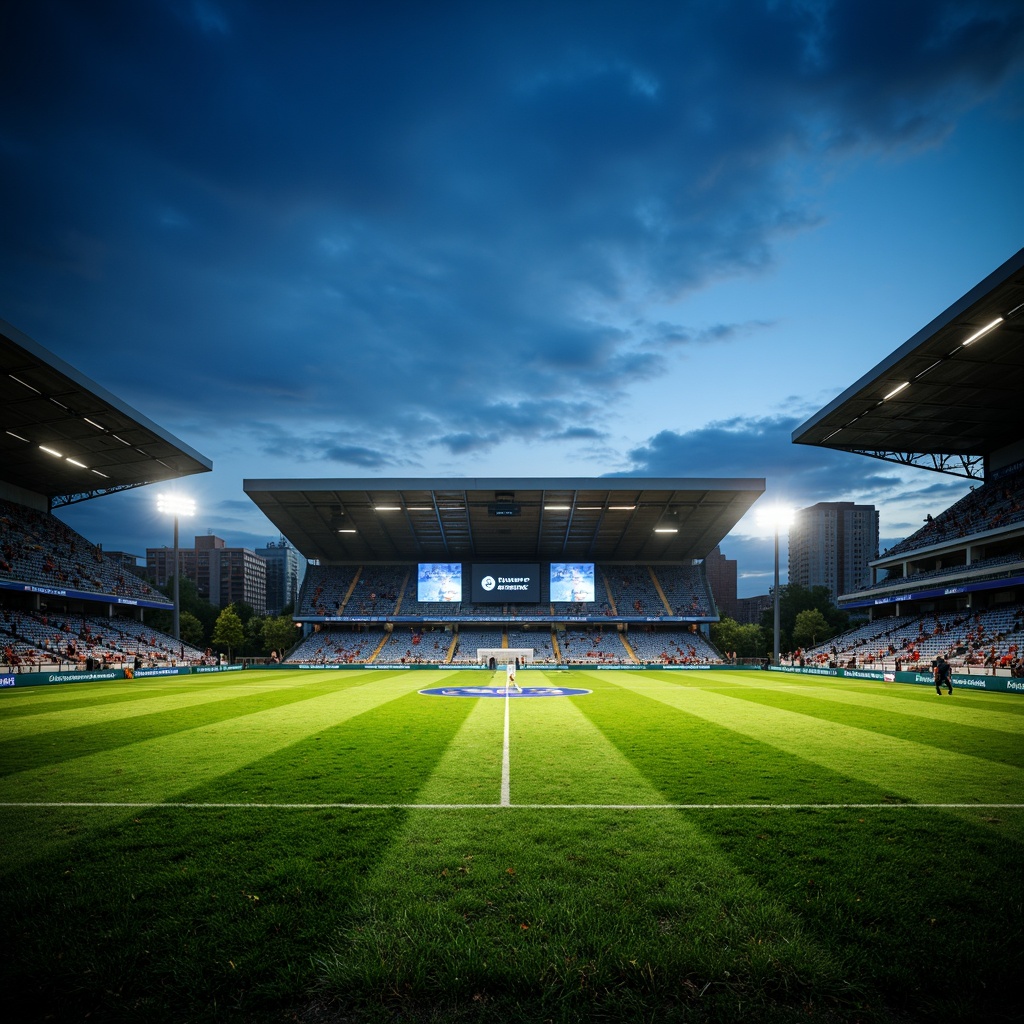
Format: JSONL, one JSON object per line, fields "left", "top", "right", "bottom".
{"left": 157, "top": 494, "right": 196, "bottom": 646}
{"left": 757, "top": 505, "right": 793, "bottom": 666}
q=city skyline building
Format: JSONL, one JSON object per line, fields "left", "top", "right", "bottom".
{"left": 147, "top": 534, "right": 266, "bottom": 615}
{"left": 703, "top": 545, "right": 738, "bottom": 620}
{"left": 788, "top": 501, "right": 879, "bottom": 604}
{"left": 256, "top": 538, "right": 301, "bottom": 616}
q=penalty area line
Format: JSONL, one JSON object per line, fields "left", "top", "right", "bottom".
{"left": 2, "top": 801, "right": 1023, "bottom": 810}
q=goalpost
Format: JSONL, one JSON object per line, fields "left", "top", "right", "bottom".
{"left": 476, "top": 647, "right": 534, "bottom": 667}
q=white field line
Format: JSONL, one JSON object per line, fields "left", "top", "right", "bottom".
{"left": 2, "top": 801, "right": 1022, "bottom": 810}
{"left": 501, "top": 687, "right": 511, "bottom": 807}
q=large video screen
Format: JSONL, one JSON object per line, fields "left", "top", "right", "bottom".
{"left": 470, "top": 563, "right": 541, "bottom": 603}
{"left": 549, "top": 562, "right": 596, "bottom": 603}
{"left": 417, "top": 563, "right": 463, "bottom": 602}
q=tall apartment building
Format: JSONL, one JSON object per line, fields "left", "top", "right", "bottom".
{"left": 788, "top": 501, "right": 879, "bottom": 603}
{"left": 147, "top": 534, "right": 266, "bottom": 614}
{"left": 255, "top": 538, "right": 300, "bottom": 616}
{"left": 703, "top": 545, "right": 737, "bottom": 619}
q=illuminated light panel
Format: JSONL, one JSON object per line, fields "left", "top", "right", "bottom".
{"left": 91, "top": 470, "right": 109, "bottom": 478}
{"left": 157, "top": 494, "right": 196, "bottom": 517}
{"left": 337, "top": 528, "right": 357, "bottom": 533}
{"left": 961, "top": 317, "right": 1003, "bottom": 346}
{"left": 609, "top": 505, "right": 635, "bottom": 510}
{"left": 65, "top": 458, "right": 87, "bottom": 468}
{"left": 756, "top": 505, "right": 795, "bottom": 532}
{"left": 39, "top": 445, "right": 63, "bottom": 457}
{"left": 544, "top": 505, "right": 571, "bottom": 511}
{"left": 374, "top": 506, "right": 401, "bottom": 511}
{"left": 84, "top": 417, "right": 105, "bottom": 430}
{"left": 653, "top": 526, "right": 678, "bottom": 533}
{"left": 6, "top": 430, "right": 29, "bottom": 442}
{"left": 9, "top": 375, "right": 40, "bottom": 393}
{"left": 883, "top": 382, "right": 909, "bottom": 400}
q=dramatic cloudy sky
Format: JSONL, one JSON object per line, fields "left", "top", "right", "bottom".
{"left": 2, "top": 1, "right": 1022, "bottom": 595}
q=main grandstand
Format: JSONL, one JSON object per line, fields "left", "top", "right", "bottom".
{"left": 792, "top": 247, "right": 1024, "bottom": 677}
{"left": 0, "top": 318, "right": 214, "bottom": 672}
{"left": 243, "top": 477, "right": 764, "bottom": 666}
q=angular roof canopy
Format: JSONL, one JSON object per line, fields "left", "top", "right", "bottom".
{"left": 792, "top": 248, "right": 1024, "bottom": 479}
{"left": 0, "top": 319, "right": 212, "bottom": 505}
{"left": 243, "top": 477, "right": 765, "bottom": 563}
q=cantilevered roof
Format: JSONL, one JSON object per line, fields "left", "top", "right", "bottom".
{"left": 0, "top": 318, "right": 212, "bottom": 505}
{"left": 792, "top": 248, "right": 1024, "bottom": 479}
{"left": 243, "top": 477, "right": 765, "bottom": 563}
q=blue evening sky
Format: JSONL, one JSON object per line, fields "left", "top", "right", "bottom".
{"left": 2, "top": 1, "right": 1021, "bottom": 595}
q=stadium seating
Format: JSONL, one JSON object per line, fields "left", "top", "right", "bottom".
{"left": 1, "top": 607, "right": 207, "bottom": 669}
{"left": 450, "top": 629, "right": 505, "bottom": 663}
{"left": 285, "top": 628, "right": 386, "bottom": 664}
{"left": 0, "top": 498, "right": 171, "bottom": 607}
{"left": 506, "top": 629, "right": 556, "bottom": 663}
{"left": 801, "top": 604, "right": 1024, "bottom": 671}
{"left": 627, "top": 627, "right": 723, "bottom": 664}
{"left": 881, "top": 467, "right": 1024, "bottom": 558}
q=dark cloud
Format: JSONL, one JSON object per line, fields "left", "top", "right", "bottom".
{"left": 618, "top": 414, "right": 976, "bottom": 594}
{"left": 2, "top": 0, "right": 1021, "bottom": 460}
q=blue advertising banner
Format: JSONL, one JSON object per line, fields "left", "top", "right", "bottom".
{"left": 0, "top": 577, "right": 173, "bottom": 610}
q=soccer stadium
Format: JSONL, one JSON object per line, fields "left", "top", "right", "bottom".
{"left": 1, "top": 251, "right": 1023, "bottom": 1022}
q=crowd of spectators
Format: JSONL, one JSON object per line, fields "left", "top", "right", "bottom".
{"left": 882, "top": 467, "right": 1024, "bottom": 559}
{"left": 1, "top": 608, "right": 208, "bottom": 672}
{"left": 796, "top": 604, "right": 1024, "bottom": 675}
{"left": 283, "top": 624, "right": 724, "bottom": 666}
{"left": 0, "top": 498, "right": 170, "bottom": 607}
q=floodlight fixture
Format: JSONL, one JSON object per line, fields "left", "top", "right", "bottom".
{"left": 654, "top": 511, "right": 680, "bottom": 533}
{"left": 756, "top": 504, "right": 794, "bottom": 666}
{"left": 961, "top": 317, "right": 1002, "bottom": 346}
{"left": 157, "top": 493, "right": 196, "bottom": 648}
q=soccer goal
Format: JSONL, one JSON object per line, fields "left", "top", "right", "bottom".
{"left": 477, "top": 647, "right": 534, "bottom": 667}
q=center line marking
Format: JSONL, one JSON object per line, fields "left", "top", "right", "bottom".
{"left": 501, "top": 686, "right": 511, "bottom": 806}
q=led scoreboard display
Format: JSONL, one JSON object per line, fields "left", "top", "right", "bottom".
{"left": 417, "top": 563, "right": 463, "bottom": 602}
{"left": 470, "top": 563, "right": 540, "bottom": 603}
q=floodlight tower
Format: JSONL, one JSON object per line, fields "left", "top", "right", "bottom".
{"left": 157, "top": 494, "right": 196, "bottom": 646}
{"left": 757, "top": 504, "right": 793, "bottom": 666}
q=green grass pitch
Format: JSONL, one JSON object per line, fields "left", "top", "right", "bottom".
{"left": 1, "top": 667, "right": 1022, "bottom": 1023}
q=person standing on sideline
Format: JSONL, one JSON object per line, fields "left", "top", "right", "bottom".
{"left": 934, "top": 655, "right": 953, "bottom": 695}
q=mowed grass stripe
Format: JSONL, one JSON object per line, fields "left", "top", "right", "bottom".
{"left": 722, "top": 674, "right": 1024, "bottom": 732}
{"left": 606, "top": 672, "right": 1024, "bottom": 804}
{"left": 414, "top": 695, "right": 507, "bottom": 805}
{"left": 0, "top": 673, "right": 437, "bottom": 804}
{"left": 577, "top": 676, "right": 899, "bottom": 804}
{"left": 0, "top": 681, "right": 209, "bottom": 718}
{"left": 320, "top": 806, "right": 848, "bottom": 1013}
{"left": 716, "top": 685, "right": 1024, "bottom": 770}
{"left": 506, "top": 680, "right": 667, "bottom": 805}
{"left": 0, "top": 677, "right": 374, "bottom": 775}
{"left": 175, "top": 686, "right": 478, "bottom": 804}
{"left": 0, "top": 672, "right": 381, "bottom": 737}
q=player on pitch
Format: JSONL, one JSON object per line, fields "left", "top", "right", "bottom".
{"left": 506, "top": 661, "right": 521, "bottom": 692}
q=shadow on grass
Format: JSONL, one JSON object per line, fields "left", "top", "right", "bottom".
{"left": 0, "top": 805, "right": 407, "bottom": 1024}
